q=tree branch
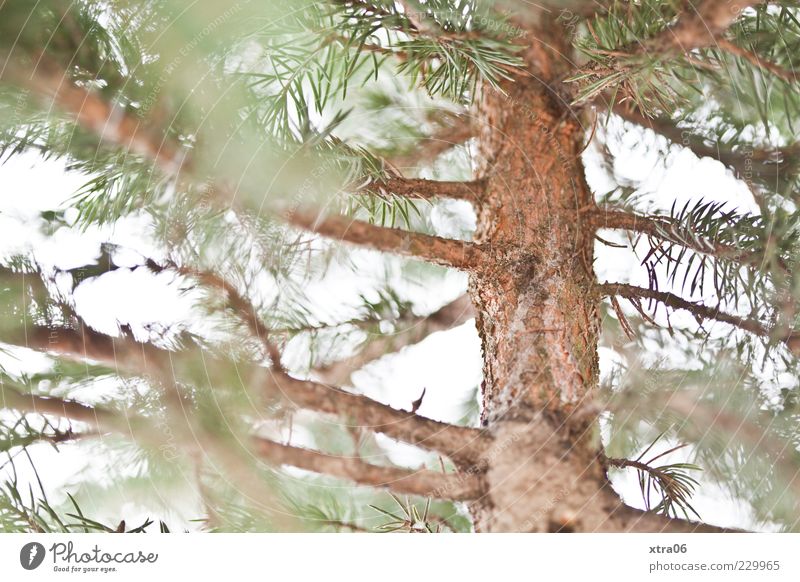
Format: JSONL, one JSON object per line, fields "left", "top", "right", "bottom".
{"left": 604, "top": 497, "right": 743, "bottom": 532}
{"left": 396, "top": 0, "right": 438, "bottom": 36}
{"left": 1, "top": 57, "right": 184, "bottom": 175}
{"left": 609, "top": 389, "right": 800, "bottom": 504}
{"left": 314, "top": 294, "right": 475, "bottom": 385}
{"left": 1, "top": 382, "right": 486, "bottom": 501}
{"left": 253, "top": 438, "right": 484, "bottom": 500}
{"left": 285, "top": 210, "right": 485, "bottom": 270}
{"left": 611, "top": 105, "right": 798, "bottom": 186}
{"left": 638, "top": 0, "right": 766, "bottom": 53}
{"left": 0, "top": 384, "right": 119, "bottom": 430}
{"left": 266, "top": 369, "right": 491, "bottom": 463}
{"left": 179, "top": 267, "right": 489, "bottom": 462}
{"left": 2, "top": 265, "right": 488, "bottom": 463}
{"left": 363, "top": 177, "right": 483, "bottom": 202}
{"left": 598, "top": 282, "right": 771, "bottom": 337}
{"left": 389, "top": 117, "right": 475, "bottom": 170}
{"left": 15, "top": 324, "right": 171, "bottom": 377}
{"left": 0, "top": 386, "right": 302, "bottom": 526}
{"left": 585, "top": 207, "right": 766, "bottom": 268}
{"left": 176, "top": 267, "right": 284, "bottom": 370}
{"left": 716, "top": 37, "right": 798, "bottom": 85}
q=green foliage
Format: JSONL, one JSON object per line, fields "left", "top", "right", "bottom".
{"left": 0, "top": 452, "right": 169, "bottom": 533}
{"left": 569, "top": 0, "right": 687, "bottom": 113}
{"left": 614, "top": 434, "right": 703, "bottom": 521}
{"left": 604, "top": 350, "right": 800, "bottom": 530}
{"left": 2, "top": 0, "right": 800, "bottom": 534}
{"left": 370, "top": 494, "right": 447, "bottom": 532}
{"left": 639, "top": 199, "right": 793, "bottom": 312}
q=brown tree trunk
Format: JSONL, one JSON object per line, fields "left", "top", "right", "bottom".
{"left": 465, "top": 18, "right": 725, "bottom": 533}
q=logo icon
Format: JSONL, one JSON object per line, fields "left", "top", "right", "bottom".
{"left": 20, "top": 542, "right": 46, "bottom": 570}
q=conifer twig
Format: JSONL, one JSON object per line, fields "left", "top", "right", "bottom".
{"left": 265, "top": 370, "right": 491, "bottom": 463}
{"left": 314, "top": 293, "right": 475, "bottom": 385}
{"left": 285, "top": 210, "right": 486, "bottom": 270}
{"left": 360, "top": 177, "right": 483, "bottom": 202}
{"left": 253, "top": 438, "right": 484, "bottom": 500}
{"left": 636, "top": 0, "right": 766, "bottom": 53}
{"left": 598, "top": 282, "right": 777, "bottom": 339}
{"left": 716, "top": 37, "right": 798, "bottom": 85}
{"left": 610, "top": 104, "right": 798, "bottom": 181}
{"left": 585, "top": 208, "right": 771, "bottom": 269}
{"left": 389, "top": 117, "right": 475, "bottom": 170}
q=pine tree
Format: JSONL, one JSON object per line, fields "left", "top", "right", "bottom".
{"left": 1, "top": 0, "right": 799, "bottom": 532}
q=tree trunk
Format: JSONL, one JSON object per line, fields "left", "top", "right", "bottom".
{"left": 465, "top": 19, "right": 723, "bottom": 533}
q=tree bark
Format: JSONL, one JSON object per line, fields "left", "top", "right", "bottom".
{"left": 464, "top": 16, "right": 721, "bottom": 533}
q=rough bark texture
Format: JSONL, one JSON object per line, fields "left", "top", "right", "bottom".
{"left": 0, "top": 7, "right": 750, "bottom": 534}
{"left": 463, "top": 17, "right": 718, "bottom": 532}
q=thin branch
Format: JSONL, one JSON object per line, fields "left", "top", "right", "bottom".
{"left": 389, "top": 117, "right": 475, "bottom": 170}
{"left": 605, "top": 498, "right": 742, "bottom": 532}
{"left": 0, "top": 265, "right": 174, "bottom": 378}
{"left": 606, "top": 455, "right": 667, "bottom": 475}
{"left": 10, "top": 428, "right": 93, "bottom": 447}
{"left": 584, "top": 207, "right": 767, "bottom": 268}
{"left": 266, "top": 369, "right": 491, "bottom": 463}
{"left": 609, "top": 389, "right": 800, "bottom": 502}
{"left": 611, "top": 104, "right": 798, "bottom": 183}
{"left": 638, "top": 0, "right": 766, "bottom": 53}
{"left": 1, "top": 381, "right": 485, "bottom": 500}
{"left": 396, "top": 0, "right": 438, "bottom": 36}
{"left": 1, "top": 56, "right": 184, "bottom": 175}
{"left": 2, "top": 266, "right": 488, "bottom": 463}
{"left": 285, "top": 210, "right": 486, "bottom": 270}
{"left": 598, "top": 282, "right": 771, "bottom": 337}
{"left": 179, "top": 265, "right": 489, "bottom": 461}
{"left": 253, "top": 438, "right": 484, "bottom": 500}
{"left": 362, "top": 177, "right": 483, "bottom": 202}
{"left": 0, "top": 386, "right": 295, "bottom": 526}
{"left": 180, "top": 268, "right": 488, "bottom": 462}
{"left": 315, "top": 293, "right": 475, "bottom": 385}
{"left": 15, "top": 324, "right": 171, "bottom": 377}
{"left": 716, "top": 37, "right": 798, "bottom": 84}
{"left": 317, "top": 519, "right": 372, "bottom": 533}
{"left": 328, "top": 0, "right": 396, "bottom": 21}
{"left": 0, "top": 385, "right": 117, "bottom": 430}
{"left": 12, "top": 304, "right": 489, "bottom": 463}
{"left": 176, "top": 267, "right": 284, "bottom": 370}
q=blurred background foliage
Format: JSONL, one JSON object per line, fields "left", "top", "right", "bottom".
{"left": 0, "top": 0, "right": 799, "bottom": 532}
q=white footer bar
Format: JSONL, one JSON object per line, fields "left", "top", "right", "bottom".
{"left": 1, "top": 533, "right": 798, "bottom": 581}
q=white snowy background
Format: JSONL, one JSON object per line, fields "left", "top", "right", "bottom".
{"left": 0, "top": 110, "right": 777, "bottom": 531}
